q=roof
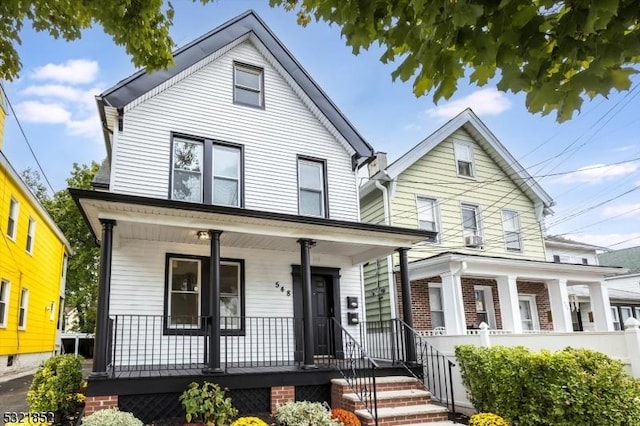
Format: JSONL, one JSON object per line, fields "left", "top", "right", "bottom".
{"left": 599, "top": 246, "right": 640, "bottom": 274}
{"left": 0, "top": 150, "right": 72, "bottom": 253}
{"left": 363, "top": 109, "right": 554, "bottom": 210}
{"left": 545, "top": 235, "right": 606, "bottom": 251}
{"left": 96, "top": 10, "right": 373, "bottom": 161}
{"left": 91, "top": 157, "right": 110, "bottom": 189}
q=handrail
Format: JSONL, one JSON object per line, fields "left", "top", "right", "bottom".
{"left": 330, "top": 318, "right": 379, "bottom": 426}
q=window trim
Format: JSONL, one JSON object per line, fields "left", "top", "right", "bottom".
{"left": 233, "top": 61, "right": 265, "bottom": 109}
{"left": 169, "top": 133, "right": 245, "bottom": 208}
{"left": 0, "top": 279, "right": 9, "bottom": 328}
{"left": 474, "top": 286, "right": 497, "bottom": 328}
{"left": 453, "top": 140, "right": 476, "bottom": 178}
{"left": 427, "top": 283, "right": 445, "bottom": 330}
{"left": 7, "top": 197, "right": 19, "bottom": 241}
{"left": 18, "top": 288, "right": 28, "bottom": 330}
{"left": 460, "top": 202, "right": 483, "bottom": 247}
{"left": 297, "top": 155, "right": 329, "bottom": 218}
{"left": 163, "top": 253, "right": 245, "bottom": 336}
{"left": 416, "top": 195, "right": 440, "bottom": 242}
{"left": 501, "top": 209, "right": 523, "bottom": 253}
{"left": 26, "top": 217, "right": 36, "bottom": 254}
{"left": 519, "top": 294, "right": 540, "bottom": 332}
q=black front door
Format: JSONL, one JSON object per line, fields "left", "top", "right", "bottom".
{"left": 312, "top": 275, "right": 332, "bottom": 355}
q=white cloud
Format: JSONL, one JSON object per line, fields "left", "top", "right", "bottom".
{"left": 612, "top": 144, "right": 637, "bottom": 153}
{"left": 21, "top": 84, "right": 100, "bottom": 111}
{"left": 567, "top": 233, "right": 640, "bottom": 250}
{"left": 602, "top": 202, "right": 640, "bottom": 218}
{"left": 425, "top": 88, "right": 511, "bottom": 120}
{"left": 555, "top": 162, "right": 639, "bottom": 184}
{"left": 15, "top": 101, "right": 101, "bottom": 140}
{"left": 32, "top": 59, "right": 99, "bottom": 84}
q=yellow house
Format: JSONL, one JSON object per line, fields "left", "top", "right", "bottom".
{"left": 0, "top": 87, "right": 71, "bottom": 376}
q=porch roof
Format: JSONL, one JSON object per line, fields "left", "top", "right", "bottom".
{"left": 406, "top": 251, "right": 627, "bottom": 283}
{"left": 70, "top": 188, "right": 435, "bottom": 265}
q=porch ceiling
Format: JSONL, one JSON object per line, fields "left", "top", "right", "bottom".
{"left": 71, "top": 189, "right": 434, "bottom": 265}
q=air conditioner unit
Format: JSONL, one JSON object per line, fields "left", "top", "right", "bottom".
{"left": 465, "top": 235, "right": 483, "bottom": 247}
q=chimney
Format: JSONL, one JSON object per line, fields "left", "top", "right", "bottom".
{"left": 367, "top": 152, "right": 388, "bottom": 178}
{"left": 0, "top": 85, "right": 6, "bottom": 150}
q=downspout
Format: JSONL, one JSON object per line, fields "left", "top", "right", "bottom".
{"left": 374, "top": 179, "right": 398, "bottom": 319}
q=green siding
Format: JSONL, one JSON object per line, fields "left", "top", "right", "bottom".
{"left": 390, "top": 128, "right": 546, "bottom": 262}
{"left": 363, "top": 258, "right": 392, "bottom": 321}
{"left": 360, "top": 191, "right": 385, "bottom": 224}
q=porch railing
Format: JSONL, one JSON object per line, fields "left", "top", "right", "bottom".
{"left": 362, "top": 319, "right": 457, "bottom": 419}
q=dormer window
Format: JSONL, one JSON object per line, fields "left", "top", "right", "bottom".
{"left": 234, "top": 63, "right": 264, "bottom": 107}
{"left": 454, "top": 141, "right": 475, "bottom": 177}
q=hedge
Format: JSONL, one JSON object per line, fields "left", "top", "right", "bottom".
{"left": 455, "top": 345, "right": 640, "bottom": 426}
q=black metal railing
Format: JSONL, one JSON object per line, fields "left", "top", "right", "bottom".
{"left": 362, "top": 319, "right": 457, "bottom": 418}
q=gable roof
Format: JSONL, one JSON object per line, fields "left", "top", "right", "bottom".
{"left": 545, "top": 235, "right": 606, "bottom": 251}
{"left": 599, "top": 246, "right": 640, "bottom": 274}
{"left": 96, "top": 10, "right": 373, "bottom": 161}
{"left": 380, "top": 108, "right": 554, "bottom": 209}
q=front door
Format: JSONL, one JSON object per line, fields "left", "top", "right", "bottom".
{"left": 312, "top": 276, "right": 332, "bottom": 355}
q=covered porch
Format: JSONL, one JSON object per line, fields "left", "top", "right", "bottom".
{"left": 401, "top": 252, "right": 626, "bottom": 336}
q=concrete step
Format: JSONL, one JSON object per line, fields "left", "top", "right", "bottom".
{"left": 355, "top": 403, "right": 449, "bottom": 426}
{"left": 341, "top": 389, "right": 432, "bottom": 411}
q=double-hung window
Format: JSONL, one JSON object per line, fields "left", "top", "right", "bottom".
{"left": 298, "top": 158, "right": 327, "bottom": 217}
{"left": 234, "top": 63, "right": 264, "bottom": 107}
{"left": 502, "top": 210, "right": 522, "bottom": 252}
{"left": 417, "top": 197, "right": 438, "bottom": 233}
{"left": 168, "top": 257, "right": 201, "bottom": 328}
{"left": 220, "top": 261, "right": 243, "bottom": 331}
{"left": 18, "top": 288, "right": 28, "bottom": 329}
{"left": 171, "top": 136, "right": 243, "bottom": 207}
{"left": 428, "top": 285, "right": 445, "bottom": 329}
{"left": 26, "top": 217, "right": 36, "bottom": 254}
{"left": 454, "top": 141, "right": 475, "bottom": 177}
{"left": 461, "top": 204, "right": 481, "bottom": 237}
{"left": 7, "top": 197, "right": 18, "bottom": 240}
{"left": 0, "top": 280, "right": 9, "bottom": 328}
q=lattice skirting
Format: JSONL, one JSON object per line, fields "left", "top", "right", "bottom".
{"left": 295, "top": 384, "right": 331, "bottom": 404}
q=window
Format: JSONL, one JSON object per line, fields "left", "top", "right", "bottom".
{"left": 611, "top": 307, "right": 621, "bottom": 330}
{"left": 7, "top": 198, "right": 19, "bottom": 240}
{"left": 18, "top": 288, "right": 28, "bottom": 329}
{"left": 502, "top": 210, "right": 522, "bottom": 252}
{"left": 553, "top": 255, "right": 560, "bottom": 263}
{"left": 474, "top": 287, "right": 496, "bottom": 328}
{"left": 519, "top": 295, "right": 539, "bottom": 331}
{"left": 462, "top": 203, "right": 482, "bottom": 247}
{"left": 168, "top": 258, "right": 201, "bottom": 328}
{"left": 417, "top": 197, "right": 438, "bottom": 233}
{"left": 582, "top": 258, "right": 588, "bottom": 265}
{"left": 171, "top": 136, "right": 243, "bottom": 207}
{"left": 635, "top": 307, "right": 640, "bottom": 320}
{"left": 454, "top": 141, "right": 475, "bottom": 177}
{"left": 234, "top": 63, "right": 263, "bottom": 107}
{"left": 298, "top": 158, "right": 327, "bottom": 217}
{"left": 220, "top": 261, "right": 242, "bottom": 330}
{"left": 212, "top": 145, "right": 241, "bottom": 207}
{"left": 428, "top": 285, "right": 445, "bottom": 329}
{"left": 25, "top": 217, "right": 36, "bottom": 254}
{"left": 620, "top": 306, "right": 633, "bottom": 328}
{"left": 0, "top": 280, "right": 9, "bottom": 328}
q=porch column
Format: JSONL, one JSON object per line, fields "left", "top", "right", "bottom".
{"left": 547, "top": 279, "right": 573, "bottom": 332}
{"left": 204, "top": 230, "right": 223, "bottom": 374}
{"left": 299, "top": 239, "right": 317, "bottom": 369}
{"left": 440, "top": 271, "right": 466, "bottom": 335}
{"left": 397, "top": 248, "right": 416, "bottom": 364}
{"left": 496, "top": 275, "right": 522, "bottom": 334}
{"left": 91, "top": 219, "right": 115, "bottom": 378}
{"left": 589, "top": 281, "right": 614, "bottom": 331}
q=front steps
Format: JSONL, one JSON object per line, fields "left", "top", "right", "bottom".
{"left": 331, "top": 376, "right": 456, "bottom": 426}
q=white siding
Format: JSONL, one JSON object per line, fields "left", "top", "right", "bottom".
{"left": 546, "top": 246, "right": 598, "bottom": 265}
{"left": 111, "top": 40, "right": 359, "bottom": 221}
{"left": 109, "top": 239, "right": 363, "bottom": 366}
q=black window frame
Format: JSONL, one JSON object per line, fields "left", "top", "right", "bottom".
{"left": 163, "top": 253, "right": 245, "bottom": 336}
{"left": 297, "top": 155, "right": 329, "bottom": 218}
{"left": 169, "top": 132, "right": 245, "bottom": 208}
{"left": 233, "top": 61, "right": 265, "bottom": 109}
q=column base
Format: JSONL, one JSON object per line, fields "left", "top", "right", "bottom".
{"left": 301, "top": 364, "right": 318, "bottom": 370}
{"left": 202, "top": 367, "right": 223, "bottom": 374}
{"left": 88, "top": 371, "right": 109, "bottom": 379}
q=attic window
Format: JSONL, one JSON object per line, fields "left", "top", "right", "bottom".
{"left": 234, "top": 63, "right": 263, "bottom": 107}
{"left": 454, "top": 141, "right": 475, "bottom": 177}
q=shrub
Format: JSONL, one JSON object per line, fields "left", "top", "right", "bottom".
{"left": 81, "top": 408, "right": 143, "bottom": 426}
{"left": 230, "top": 417, "right": 269, "bottom": 426}
{"left": 330, "top": 408, "right": 360, "bottom": 426}
{"left": 455, "top": 345, "right": 640, "bottom": 426}
{"left": 179, "top": 381, "right": 238, "bottom": 425}
{"left": 276, "top": 401, "right": 340, "bottom": 426}
{"left": 469, "top": 413, "right": 509, "bottom": 426}
{"left": 27, "top": 354, "right": 84, "bottom": 422}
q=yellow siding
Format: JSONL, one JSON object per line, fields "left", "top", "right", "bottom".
{"left": 0, "top": 163, "right": 67, "bottom": 356}
{"left": 390, "top": 128, "right": 546, "bottom": 261}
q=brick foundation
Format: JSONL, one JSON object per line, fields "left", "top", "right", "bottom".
{"left": 270, "top": 385, "right": 295, "bottom": 415}
{"left": 84, "top": 395, "right": 118, "bottom": 416}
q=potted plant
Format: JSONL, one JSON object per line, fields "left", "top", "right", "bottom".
{"left": 179, "top": 382, "right": 238, "bottom": 426}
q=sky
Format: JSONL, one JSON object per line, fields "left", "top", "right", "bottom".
{"left": 2, "top": 1, "right": 639, "bottom": 250}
